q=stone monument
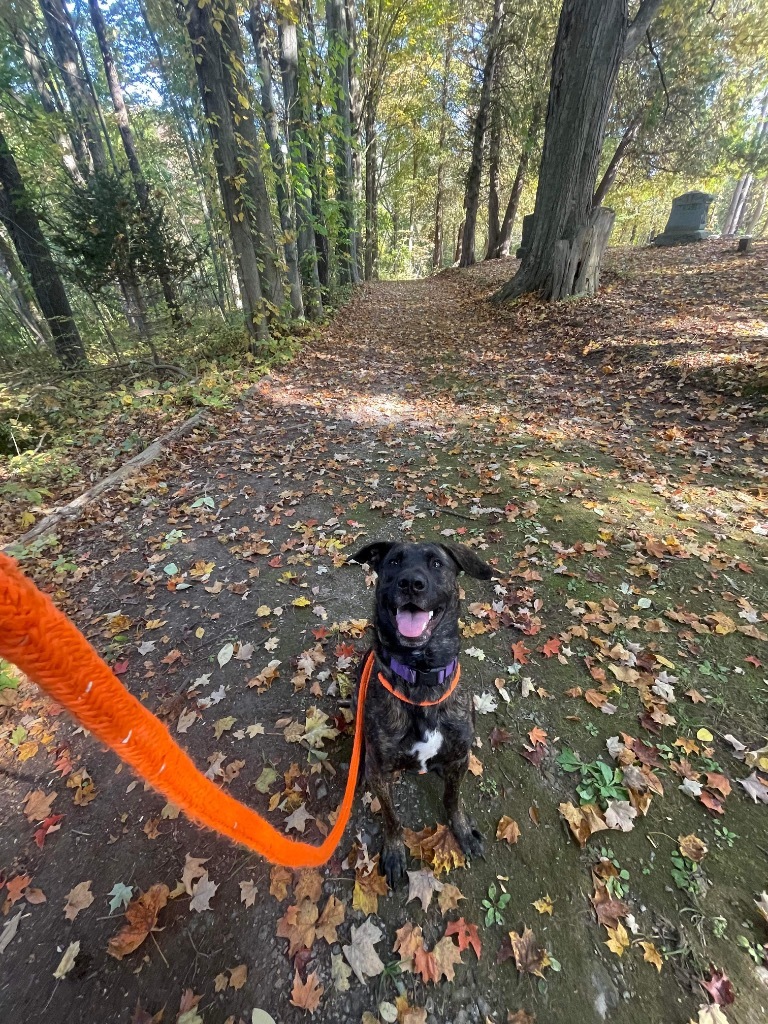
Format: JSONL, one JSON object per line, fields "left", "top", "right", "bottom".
{"left": 515, "top": 213, "right": 535, "bottom": 259}
{"left": 652, "top": 190, "right": 715, "bottom": 246}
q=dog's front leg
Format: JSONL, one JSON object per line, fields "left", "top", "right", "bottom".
{"left": 366, "top": 764, "right": 407, "bottom": 888}
{"left": 443, "top": 754, "right": 484, "bottom": 859}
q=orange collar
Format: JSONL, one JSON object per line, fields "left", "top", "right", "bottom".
{"left": 369, "top": 652, "right": 462, "bottom": 707}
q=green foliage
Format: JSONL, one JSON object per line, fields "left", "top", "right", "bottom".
{"left": 557, "top": 748, "right": 630, "bottom": 807}
{"left": 481, "top": 882, "right": 511, "bottom": 927}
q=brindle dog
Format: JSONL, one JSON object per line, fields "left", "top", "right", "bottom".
{"left": 349, "top": 540, "right": 494, "bottom": 887}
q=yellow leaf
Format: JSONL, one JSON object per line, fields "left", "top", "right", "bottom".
{"left": 195, "top": 627, "right": 205, "bottom": 639}
{"left": 696, "top": 728, "right": 713, "bottom": 742}
{"left": 20, "top": 510, "right": 36, "bottom": 529}
{"left": 532, "top": 895, "right": 554, "bottom": 915}
{"left": 639, "top": 940, "right": 663, "bottom": 972}
{"left": 654, "top": 655, "right": 675, "bottom": 669}
{"left": 292, "top": 596, "right": 311, "bottom": 607}
{"left": 604, "top": 922, "right": 629, "bottom": 957}
{"left": 256, "top": 605, "right": 272, "bottom": 617}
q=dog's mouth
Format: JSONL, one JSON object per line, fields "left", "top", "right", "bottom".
{"left": 392, "top": 602, "right": 445, "bottom": 644}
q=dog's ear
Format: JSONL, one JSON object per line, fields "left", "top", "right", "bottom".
{"left": 348, "top": 541, "right": 396, "bottom": 570}
{"left": 439, "top": 543, "right": 494, "bottom": 580}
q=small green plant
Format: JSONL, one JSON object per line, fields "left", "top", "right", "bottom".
{"left": 482, "top": 882, "right": 511, "bottom": 927}
{"left": 598, "top": 847, "right": 630, "bottom": 899}
{"left": 713, "top": 825, "right": 738, "bottom": 848}
{"left": 711, "top": 916, "right": 728, "bottom": 938}
{"left": 557, "top": 749, "right": 629, "bottom": 807}
{"left": 162, "top": 529, "right": 184, "bottom": 548}
{"left": 737, "top": 934, "right": 766, "bottom": 965}
{"left": 0, "top": 661, "right": 19, "bottom": 692}
{"left": 671, "top": 851, "right": 703, "bottom": 897}
{"left": 51, "top": 554, "right": 77, "bottom": 575}
{"left": 479, "top": 774, "right": 499, "bottom": 798}
{"left": 583, "top": 720, "right": 599, "bottom": 737}
{"left": 191, "top": 494, "right": 216, "bottom": 510}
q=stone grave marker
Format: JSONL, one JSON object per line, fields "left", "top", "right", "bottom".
{"left": 652, "top": 191, "right": 715, "bottom": 246}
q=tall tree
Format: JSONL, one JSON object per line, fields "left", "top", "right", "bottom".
{"left": 487, "top": 106, "right": 542, "bottom": 259}
{"left": 327, "top": 0, "right": 361, "bottom": 284}
{"left": 246, "top": 2, "right": 304, "bottom": 317}
{"left": 88, "top": 0, "right": 182, "bottom": 323}
{"left": 0, "top": 127, "right": 86, "bottom": 368}
{"left": 277, "top": 3, "right": 323, "bottom": 314}
{"left": 495, "top": 0, "right": 663, "bottom": 302}
{"left": 432, "top": 25, "right": 453, "bottom": 270}
{"left": 458, "top": 0, "right": 505, "bottom": 268}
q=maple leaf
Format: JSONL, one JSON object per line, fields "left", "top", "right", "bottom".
{"left": 228, "top": 964, "right": 247, "bottom": 990}
{"left": 438, "top": 883, "right": 465, "bottom": 914}
{"left": 590, "top": 882, "right": 629, "bottom": 930}
{"left": 189, "top": 871, "right": 217, "bottom": 912}
{"left": 413, "top": 943, "right": 438, "bottom": 983}
{"left": 394, "top": 921, "right": 424, "bottom": 965}
{"left": 431, "top": 935, "right": 464, "bottom": 981}
{"left": 640, "top": 940, "right": 663, "bottom": 972}
{"left": 604, "top": 922, "right": 630, "bottom": 957}
{"left": 269, "top": 865, "right": 293, "bottom": 901}
{"left": 403, "top": 824, "right": 466, "bottom": 874}
{"left": 353, "top": 857, "right": 389, "bottom": 914}
{"left": 331, "top": 952, "right": 352, "bottom": 992}
{"left": 445, "top": 918, "right": 482, "bottom": 958}
{"left": 510, "top": 640, "right": 530, "bottom": 664}
{"left": 53, "top": 940, "right": 80, "bottom": 980}
{"left": 239, "top": 879, "right": 258, "bottom": 907}
{"left": 290, "top": 970, "right": 323, "bottom": 1014}
{"left": 701, "top": 969, "right": 735, "bottom": 1006}
{"left": 182, "top": 854, "right": 208, "bottom": 895}
{"left": 678, "top": 834, "right": 708, "bottom": 863}
{"left": 34, "top": 813, "right": 64, "bottom": 848}
{"left": 604, "top": 799, "right": 637, "bottom": 832}
{"left": 532, "top": 895, "right": 554, "bottom": 916}
{"left": 294, "top": 868, "right": 323, "bottom": 903}
{"left": 739, "top": 772, "right": 768, "bottom": 803}
{"left": 277, "top": 898, "right": 319, "bottom": 957}
{"left": 407, "top": 868, "right": 444, "bottom": 910}
{"left": 538, "top": 637, "right": 561, "bottom": 658}
{"left": 559, "top": 801, "right": 608, "bottom": 847}
{"left": 107, "top": 884, "right": 169, "bottom": 960}
{"left": 108, "top": 882, "right": 134, "bottom": 913}
{"left": 528, "top": 726, "right": 548, "bottom": 746}
{"left": 315, "top": 895, "right": 345, "bottom": 944}
{"left": 285, "top": 803, "right": 314, "bottom": 833}
{"left": 64, "top": 880, "right": 94, "bottom": 921}
{"left": 489, "top": 726, "right": 513, "bottom": 749}
{"left": 342, "top": 918, "right": 385, "bottom": 984}
{"left": 22, "top": 789, "right": 57, "bottom": 823}
{"left": 4, "top": 874, "right": 30, "bottom": 907}
{"left": 496, "top": 816, "right": 521, "bottom": 844}
{"left": 508, "top": 927, "right": 551, "bottom": 977}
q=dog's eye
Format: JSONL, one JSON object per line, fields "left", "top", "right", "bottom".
{"left": 433, "top": 558, "right": 442, "bottom": 569}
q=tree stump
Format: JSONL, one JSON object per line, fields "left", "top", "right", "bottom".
{"left": 550, "top": 207, "right": 615, "bottom": 300}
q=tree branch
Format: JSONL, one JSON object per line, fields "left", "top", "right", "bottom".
{"left": 623, "top": 0, "right": 664, "bottom": 58}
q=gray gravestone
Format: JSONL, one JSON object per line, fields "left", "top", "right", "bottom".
{"left": 652, "top": 191, "right": 715, "bottom": 246}
{"left": 516, "top": 213, "right": 535, "bottom": 259}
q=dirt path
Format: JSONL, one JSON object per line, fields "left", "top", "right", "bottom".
{"left": 2, "top": 244, "right": 768, "bottom": 1024}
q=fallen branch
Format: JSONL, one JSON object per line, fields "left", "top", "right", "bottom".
{"left": 4, "top": 408, "right": 210, "bottom": 550}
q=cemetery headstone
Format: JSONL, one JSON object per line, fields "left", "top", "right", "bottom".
{"left": 652, "top": 191, "right": 715, "bottom": 246}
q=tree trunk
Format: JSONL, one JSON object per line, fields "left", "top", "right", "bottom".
{"left": 495, "top": 0, "right": 628, "bottom": 301}
{"left": 40, "top": 0, "right": 108, "bottom": 177}
{"left": 458, "top": 0, "right": 504, "bottom": 268}
{"left": 454, "top": 219, "right": 465, "bottom": 264}
{"left": 0, "top": 234, "right": 52, "bottom": 347}
{"left": 88, "top": 0, "right": 182, "bottom": 324}
{"left": 184, "top": 0, "right": 270, "bottom": 344}
{"left": 592, "top": 109, "right": 644, "bottom": 208}
{"left": 488, "top": 107, "right": 542, "bottom": 260}
{"left": 326, "top": 0, "right": 361, "bottom": 284}
{"left": 278, "top": 5, "right": 324, "bottom": 314}
{"left": 485, "top": 53, "right": 504, "bottom": 259}
{"left": 364, "top": 87, "right": 378, "bottom": 280}
{"left": 0, "top": 127, "right": 86, "bottom": 367}
{"left": 247, "top": 3, "right": 304, "bottom": 318}
{"left": 346, "top": 0, "right": 364, "bottom": 276}
{"left": 432, "top": 28, "right": 453, "bottom": 270}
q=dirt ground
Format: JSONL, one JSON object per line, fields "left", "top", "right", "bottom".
{"left": 1, "top": 242, "right": 767, "bottom": 1024}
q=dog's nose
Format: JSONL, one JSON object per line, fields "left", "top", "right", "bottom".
{"left": 398, "top": 572, "right": 427, "bottom": 593}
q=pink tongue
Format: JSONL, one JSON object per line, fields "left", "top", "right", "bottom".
{"left": 397, "top": 609, "right": 431, "bottom": 638}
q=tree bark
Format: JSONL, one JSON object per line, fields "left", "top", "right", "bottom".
{"left": 326, "top": 0, "right": 361, "bottom": 284}
{"left": 495, "top": 0, "right": 627, "bottom": 302}
{"left": 0, "top": 233, "right": 52, "bottom": 347}
{"left": 247, "top": 3, "right": 304, "bottom": 317}
{"left": 40, "top": 0, "right": 108, "bottom": 177}
{"left": 184, "top": 0, "right": 270, "bottom": 344}
{"left": 432, "top": 27, "right": 453, "bottom": 270}
{"left": 458, "top": 0, "right": 505, "bottom": 268}
{"left": 0, "top": 127, "right": 87, "bottom": 367}
{"left": 485, "top": 53, "right": 504, "bottom": 260}
{"left": 88, "top": 0, "right": 183, "bottom": 324}
{"left": 592, "top": 109, "right": 643, "bottom": 208}
{"left": 278, "top": 5, "right": 324, "bottom": 314}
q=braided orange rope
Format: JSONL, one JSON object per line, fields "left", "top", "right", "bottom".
{"left": 0, "top": 552, "right": 369, "bottom": 866}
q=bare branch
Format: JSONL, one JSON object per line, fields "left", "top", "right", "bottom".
{"left": 623, "top": 0, "right": 664, "bottom": 58}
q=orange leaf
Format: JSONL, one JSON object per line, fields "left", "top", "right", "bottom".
{"left": 107, "top": 884, "right": 169, "bottom": 959}
{"left": 445, "top": 918, "right": 482, "bottom": 959}
{"left": 496, "top": 816, "right": 521, "bottom": 844}
{"left": 510, "top": 640, "right": 530, "bottom": 664}
{"left": 290, "top": 969, "right": 324, "bottom": 1013}
{"left": 528, "top": 726, "right": 548, "bottom": 746}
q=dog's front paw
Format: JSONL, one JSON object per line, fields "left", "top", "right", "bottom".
{"left": 450, "top": 815, "right": 485, "bottom": 860}
{"left": 379, "top": 839, "right": 407, "bottom": 888}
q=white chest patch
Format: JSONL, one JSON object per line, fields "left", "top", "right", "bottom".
{"left": 411, "top": 729, "right": 443, "bottom": 773}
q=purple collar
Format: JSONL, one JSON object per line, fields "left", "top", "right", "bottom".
{"left": 386, "top": 653, "right": 458, "bottom": 689}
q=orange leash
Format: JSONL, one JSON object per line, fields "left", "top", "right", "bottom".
{"left": 0, "top": 552, "right": 372, "bottom": 867}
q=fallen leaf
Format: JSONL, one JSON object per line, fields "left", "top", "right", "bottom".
{"left": 604, "top": 922, "right": 630, "bottom": 957}
{"left": 353, "top": 859, "right": 389, "bottom": 914}
{"left": 64, "top": 880, "right": 94, "bottom": 921}
{"left": 316, "top": 895, "right": 345, "bottom": 944}
{"left": 394, "top": 921, "right": 424, "bottom": 965}
{"left": 604, "top": 799, "right": 637, "bottom": 832}
{"left": 4, "top": 874, "right": 30, "bottom": 907}
{"left": 559, "top": 801, "right": 608, "bottom": 846}
{"left": 217, "top": 642, "right": 235, "bottom": 668}
{"left": 277, "top": 899, "right": 319, "bottom": 957}
{"left": 678, "top": 834, "right": 708, "bottom": 863}
{"left": 53, "top": 940, "right": 80, "bottom": 979}
{"left": 22, "top": 789, "right": 57, "bottom": 823}
{"left": 532, "top": 895, "right": 554, "bottom": 916}
{"left": 228, "top": 964, "right": 247, "bottom": 990}
{"left": 508, "top": 927, "right": 551, "bottom": 977}
{"left": 107, "top": 884, "right": 169, "bottom": 959}
{"left": 640, "top": 940, "right": 663, "bottom": 972}
{"left": 445, "top": 918, "right": 482, "bottom": 958}
{"left": 269, "top": 865, "right": 293, "bottom": 901}
{"left": 342, "top": 918, "right": 385, "bottom": 984}
{"left": 239, "top": 880, "right": 258, "bottom": 907}
{"left": 407, "top": 868, "right": 444, "bottom": 911}
{"left": 701, "top": 969, "right": 735, "bottom": 1006}
{"left": 182, "top": 854, "right": 208, "bottom": 895}
{"left": 331, "top": 952, "right": 352, "bottom": 992}
{"left": 403, "top": 824, "right": 466, "bottom": 875}
{"left": 437, "top": 883, "right": 465, "bottom": 914}
{"left": 290, "top": 969, "right": 323, "bottom": 1013}
{"left": 496, "top": 816, "right": 521, "bottom": 844}
{"left": 189, "top": 871, "right": 218, "bottom": 912}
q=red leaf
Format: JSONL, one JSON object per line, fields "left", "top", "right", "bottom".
{"left": 538, "top": 638, "right": 561, "bottom": 658}
{"left": 510, "top": 641, "right": 530, "bottom": 665}
{"left": 701, "top": 969, "right": 735, "bottom": 1006}
{"left": 34, "top": 813, "right": 64, "bottom": 848}
{"left": 445, "top": 918, "right": 482, "bottom": 959}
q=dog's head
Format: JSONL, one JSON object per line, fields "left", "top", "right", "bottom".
{"left": 349, "top": 540, "right": 493, "bottom": 662}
